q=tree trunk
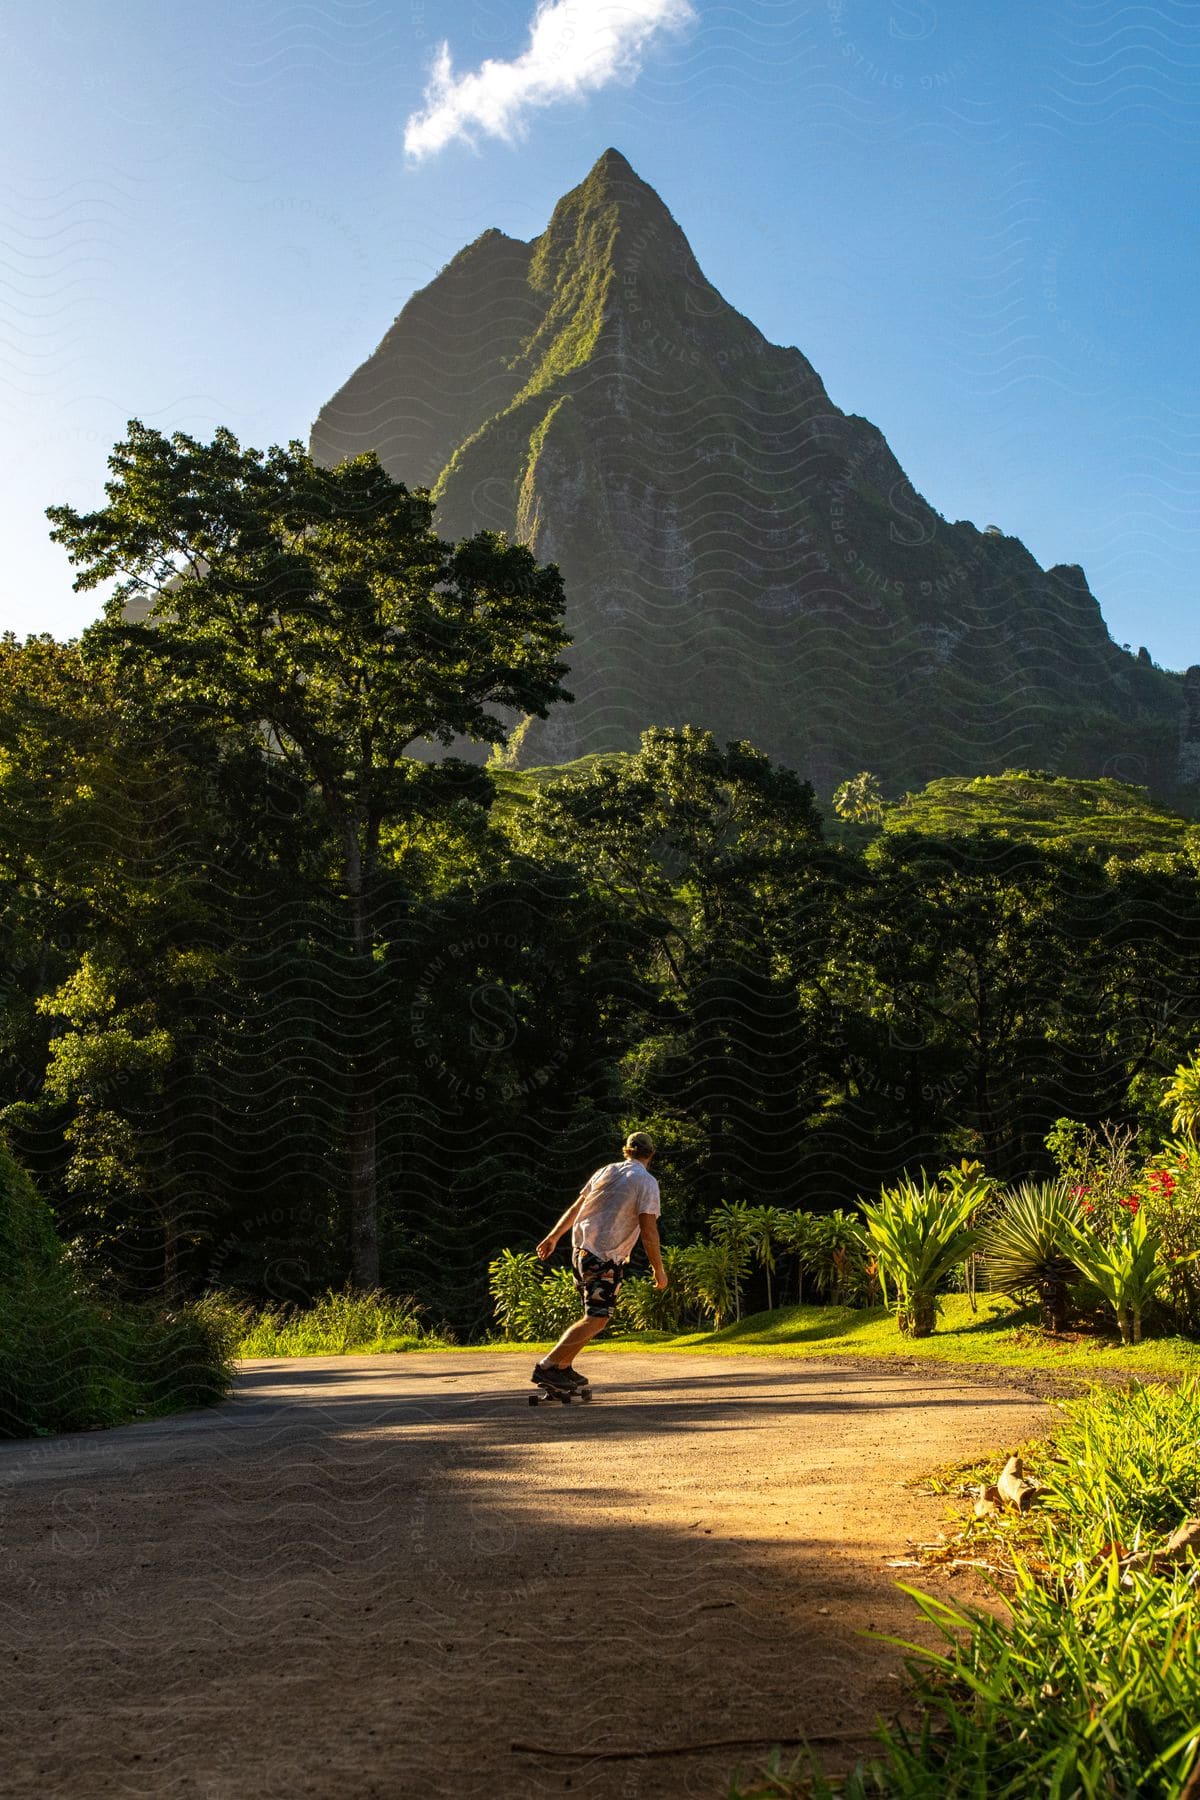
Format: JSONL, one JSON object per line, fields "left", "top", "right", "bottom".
{"left": 346, "top": 837, "right": 380, "bottom": 1291}
{"left": 348, "top": 1085, "right": 379, "bottom": 1290}
{"left": 905, "top": 1292, "right": 937, "bottom": 1337}
{"left": 1039, "top": 1278, "right": 1070, "bottom": 1333}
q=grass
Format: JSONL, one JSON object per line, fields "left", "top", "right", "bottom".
{"left": 475, "top": 1294, "right": 1200, "bottom": 1384}
{"left": 234, "top": 1291, "right": 1200, "bottom": 1385}
{"left": 732, "top": 1379, "right": 1200, "bottom": 1799}
{"left": 236, "top": 1290, "right": 449, "bottom": 1358}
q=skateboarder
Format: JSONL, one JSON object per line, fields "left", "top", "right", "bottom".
{"left": 532, "top": 1131, "right": 667, "bottom": 1394}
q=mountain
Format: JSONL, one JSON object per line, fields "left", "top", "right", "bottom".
{"left": 311, "top": 149, "right": 1193, "bottom": 801}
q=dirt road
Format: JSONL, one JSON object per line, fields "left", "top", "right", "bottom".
{"left": 0, "top": 1353, "right": 1048, "bottom": 1799}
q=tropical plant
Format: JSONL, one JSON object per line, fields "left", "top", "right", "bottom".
{"left": 679, "top": 1240, "right": 748, "bottom": 1331}
{"left": 707, "top": 1201, "right": 758, "bottom": 1321}
{"left": 620, "top": 1246, "right": 689, "bottom": 1332}
{"left": 774, "top": 1209, "right": 877, "bottom": 1306}
{"left": 1065, "top": 1205, "right": 1185, "bottom": 1345}
{"left": 487, "top": 1250, "right": 580, "bottom": 1342}
{"left": 858, "top": 1174, "right": 979, "bottom": 1337}
{"left": 1163, "top": 1050, "right": 1200, "bottom": 1144}
{"left": 941, "top": 1158, "right": 998, "bottom": 1313}
{"left": 1137, "top": 1146, "right": 1200, "bottom": 1333}
{"left": 745, "top": 1205, "right": 781, "bottom": 1309}
{"left": 978, "top": 1181, "right": 1081, "bottom": 1331}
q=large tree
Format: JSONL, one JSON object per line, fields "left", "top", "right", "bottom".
{"left": 48, "top": 424, "right": 571, "bottom": 1286}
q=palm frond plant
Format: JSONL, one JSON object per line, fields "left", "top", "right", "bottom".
{"left": 941, "top": 1158, "right": 999, "bottom": 1313}
{"left": 858, "top": 1174, "right": 979, "bottom": 1337}
{"left": 745, "top": 1205, "right": 781, "bottom": 1309}
{"left": 620, "top": 1245, "right": 689, "bottom": 1332}
{"left": 707, "top": 1201, "right": 756, "bottom": 1320}
{"left": 1164, "top": 1050, "right": 1200, "bottom": 1144}
{"left": 487, "top": 1249, "right": 579, "bottom": 1341}
{"left": 978, "top": 1181, "right": 1081, "bottom": 1331}
{"left": 1065, "top": 1204, "right": 1196, "bottom": 1345}
{"left": 680, "top": 1240, "right": 747, "bottom": 1331}
{"left": 774, "top": 1208, "right": 874, "bottom": 1306}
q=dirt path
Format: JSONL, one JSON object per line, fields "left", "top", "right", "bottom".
{"left": 0, "top": 1353, "right": 1048, "bottom": 1799}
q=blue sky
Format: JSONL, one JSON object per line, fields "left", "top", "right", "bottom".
{"left": 2, "top": 0, "right": 1197, "bottom": 666}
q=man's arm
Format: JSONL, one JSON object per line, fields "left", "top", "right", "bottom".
{"left": 536, "top": 1188, "right": 589, "bottom": 1261}
{"left": 639, "top": 1213, "right": 668, "bottom": 1288}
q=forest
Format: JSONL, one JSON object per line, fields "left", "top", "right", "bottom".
{"left": 4, "top": 423, "right": 1200, "bottom": 1345}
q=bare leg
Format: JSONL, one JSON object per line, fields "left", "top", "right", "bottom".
{"left": 542, "top": 1313, "right": 609, "bottom": 1367}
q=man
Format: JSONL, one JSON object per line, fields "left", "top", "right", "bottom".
{"left": 532, "top": 1131, "right": 667, "bottom": 1393}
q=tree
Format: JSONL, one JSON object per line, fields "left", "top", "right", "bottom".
{"left": 48, "top": 424, "right": 571, "bottom": 1287}
{"left": 833, "top": 770, "right": 885, "bottom": 825}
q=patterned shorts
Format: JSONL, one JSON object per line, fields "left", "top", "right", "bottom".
{"left": 572, "top": 1248, "right": 628, "bottom": 1319}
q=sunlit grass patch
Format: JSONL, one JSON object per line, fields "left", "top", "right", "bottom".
{"left": 236, "top": 1290, "right": 447, "bottom": 1358}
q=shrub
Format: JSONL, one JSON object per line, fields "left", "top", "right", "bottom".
{"left": 0, "top": 1138, "right": 237, "bottom": 1437}
{"left": 1136, "top": 1147, "right": 1200, "bottom": 1335}
{"left": 707, "top": 1202, "right": 760, "bottom": 1320}
{"left": 1065, "top": 1205, "right": 1187, "bottom": 1345}
{"left": 859, "top": 1174, "right": 979, "bottom": 1336}
{"left": 0, "top": 1284, "right": 239, "bottom": 1438}
{"left": 678, "top": 1240, "right": 747, "bottom": 1330}
{"left": 621, "top": 1245, "right": 688, "bottom": 1331}
{"left": 978, "top": 1180, "right": 1081, "bottom": 1331}
{"left": 488, "top": 1250, "right": 580, "bottom": 1341}
{"left": 237, "top": 1290, "right": 428, "bottom": 1356}
{"left": 774, "top": 1208, "right": 877, "bottom": 1306}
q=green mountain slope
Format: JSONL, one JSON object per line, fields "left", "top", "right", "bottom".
{"left": 311, "top": 149, "right": 1194, "bottom": 805}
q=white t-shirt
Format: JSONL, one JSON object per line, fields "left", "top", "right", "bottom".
{"left": 572, "top": 1159, "right": 661, "bottom": 1263}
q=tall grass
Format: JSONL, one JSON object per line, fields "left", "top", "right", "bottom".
{"left": 237, "top": 1289, "right": 435, "bottom": 1356}
{"left": 731, "top": 1381, "right": 1200, "bottom": 1799}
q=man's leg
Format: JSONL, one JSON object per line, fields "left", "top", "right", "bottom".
{"left": 542, "top": 1312, "right": 609, "bottom": 1368}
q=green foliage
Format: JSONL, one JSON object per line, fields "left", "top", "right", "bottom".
{"left": 488, "top": 1250, "right": 581, "bottom": 1342}
{"left": 1136, "top": 1149, "right": 1200, "bottom": 1334}
{"left": 620, "top": 1245, "right": 689, "bottom": 1332}
{"left": 880, "top": 771, "right": 1194, "bottom": 866}
{"left": 731, "top": 1382, "right": 1200, "bottom": 1800}
{"left": 773, "top": 1209, "right": 878, "bottom": 1307}
{"left": 0, "top": 1283, "right": 239, "bottom": 1439}
{"left": 1164, "top": 1049, "right": 1200, "bottom": 1143}
{"left": 1066, "top": 1206, "right": 1184, "bottom": 1344}
{"left": 0, "top": 1138, "right": 236, "bottom": 1437}
{"left": 708, "top": 1201, "right": 774, "bottom": 1319}
{"left": 236, "top": 1290, "right": 431, "bottom": 1356}
{"left": 859, "top": 1175, "right": 980, "bottom": 1336}
{"left": 46, "top": 422, "right": 572, "bottom": 1290}
{"left": 678, "top": 1240, "right": 748, "bottom": 1330}
{"left": 978, "top": 1181, "right": 1082, "bottom": 1331}
{"left": 832, "top": 770, "right": 884, "bottom": 824}
{"left": 0, "top": 1132, "right": 63, "bottom": 1285}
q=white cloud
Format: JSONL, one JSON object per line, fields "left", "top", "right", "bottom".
{"left": 404, "top": 0, "right": 697, "bottom": 161}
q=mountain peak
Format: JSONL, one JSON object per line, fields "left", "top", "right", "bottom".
{"left": 589, "top": 146, "right": 637, "bottom": 180}
{"left": 310, "top": 155, "right": 1188, "bottom": 800}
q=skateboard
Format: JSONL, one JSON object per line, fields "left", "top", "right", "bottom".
{"left": 529, "top": 1376, "right": 593, "bottom": 1406}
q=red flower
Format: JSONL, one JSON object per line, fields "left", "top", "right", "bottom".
{"left": 1082, "top": 1202, "right": 1095, "bottom": 1215}
{"left": 1069, "top": 1184, "right": 1090, "bottom": 1200}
